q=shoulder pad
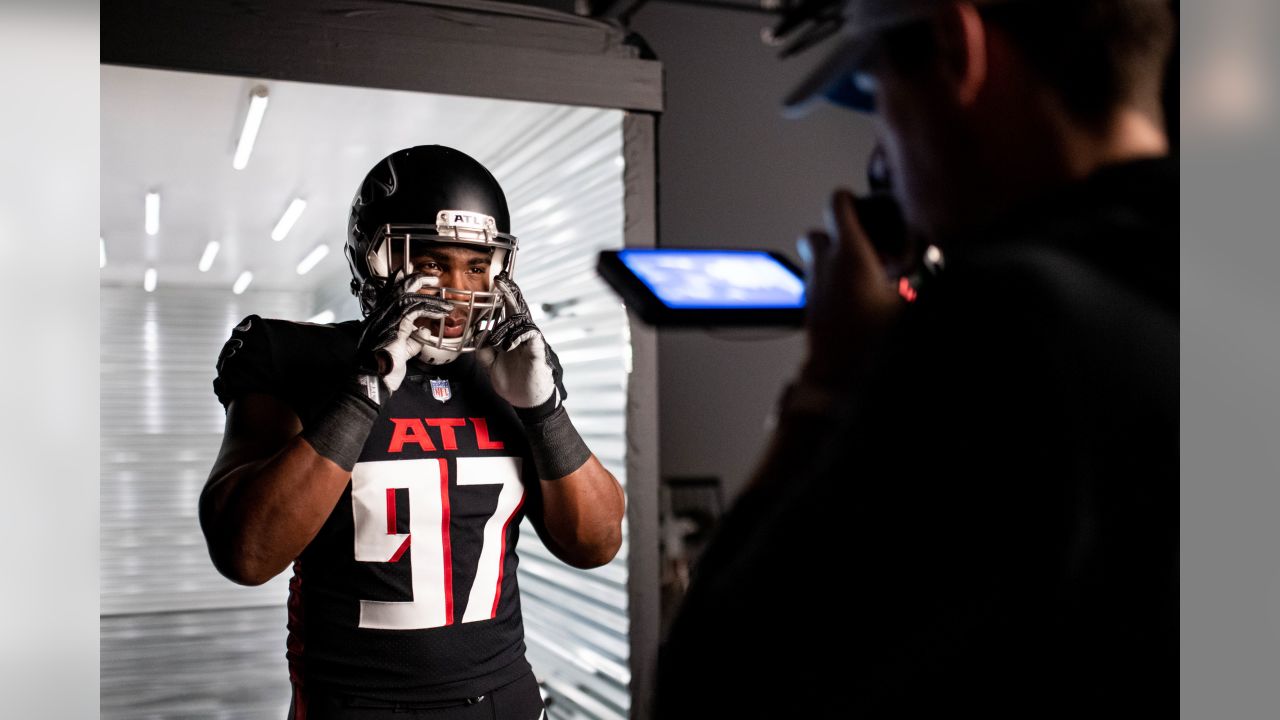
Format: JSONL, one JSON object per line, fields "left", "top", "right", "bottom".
{"left": 212, "top": 315, "right": 361, "bottom": 411}
{"left": 212, "top": 315, "right": 275, "bottom": 409}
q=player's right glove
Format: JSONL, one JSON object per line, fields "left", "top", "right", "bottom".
{"left": 354, "top": 272, "right": 454, "bottom": 402}
{"left": 300, "top": 272, "right": 452, "bottom": 471}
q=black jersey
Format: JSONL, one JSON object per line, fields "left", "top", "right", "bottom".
{"left": 213, "top": 316, "right": 542, "bottom": 703}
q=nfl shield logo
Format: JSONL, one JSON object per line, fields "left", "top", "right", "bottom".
{"left": 430, "top": 378, "right": 451, "bottom": 403}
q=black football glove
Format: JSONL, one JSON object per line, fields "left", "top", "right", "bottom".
{"left": 300, "top": 272, "right": 451, "bottom": 472}
{"left": 478, "top": 273, "right": 567, "bottom": 414}
{"left": 477, "top": 274, "right": 587, "bottom": 480}
{"left": 354, "top": 272, "right": 454, "bottom": 402}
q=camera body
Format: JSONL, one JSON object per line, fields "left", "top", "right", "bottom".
{"left": 853, "top": 193, "right": 909, "bottom": 261}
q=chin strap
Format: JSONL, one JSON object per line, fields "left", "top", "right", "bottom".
{"left": 415, "top": 344, "right": 463, "bottom": 365}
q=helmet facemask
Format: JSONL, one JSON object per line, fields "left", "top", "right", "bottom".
{"left": 363, "top": 210, "right": 518, "bottom": 364}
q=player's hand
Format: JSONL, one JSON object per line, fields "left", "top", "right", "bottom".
{"left": 356, "top": 272, "right": 453, "bottom": 397}
{"left": 796, "top": 189, "right": 905, "bottom": 391}
{"left": 477, "top": 273, "right": 566, "bottom": 415}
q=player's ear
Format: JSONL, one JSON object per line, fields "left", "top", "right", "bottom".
{"left": 932, "top": 1, "right": 988, "bottom": 109}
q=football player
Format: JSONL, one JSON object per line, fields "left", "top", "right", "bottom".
{"left": 200, "top": 145, "right": 625, "bottom": 719}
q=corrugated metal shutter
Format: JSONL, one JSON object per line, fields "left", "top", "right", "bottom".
{"left": 100, "top": 287, "right": 309, "bottom": 719}
{"left": 489, "top": 109, "right": 633, "bottom": 720}
{"left": 101, "top": 286, "right": 309, "bottom": 613}
{"left": 102, "top": 108, "right": 631, "bottom": 719}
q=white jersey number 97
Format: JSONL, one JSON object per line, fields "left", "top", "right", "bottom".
{"left": 350, "top": 456, "right": 525, "bottom": 630}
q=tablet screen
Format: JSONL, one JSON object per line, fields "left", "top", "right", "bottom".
{"left": 616, "top": 249, "right": 805, "bottom": 309}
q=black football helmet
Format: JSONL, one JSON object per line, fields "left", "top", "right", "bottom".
{"left": 346, "top": 145, "right": 519, "bottom": 363}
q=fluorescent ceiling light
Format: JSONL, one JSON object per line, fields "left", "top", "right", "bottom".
{"left": 232, "top": 86, "right": 269, "bottom": 170}
{"left": 198, "top": 241, "right": 221, "bottom": 272}
{"left": 271, "top": 198, "right": 307, "bottom": 242}
{"left": 145, "top": 192, "right": 160, "bottom": 235}
{"left": 307, "top": 309, "right": 336, "bottom": 324}
{"left": 143, "top": 267, "right": 157, "bottom": 292}
{"left": 296, "top": 244, "right": 331, "bottom": 275}
{"left": 233, "top": 270, "right": 254, "bottom": 295}
{"left": 100, "top": 237, "right": 106, "bottom": 268}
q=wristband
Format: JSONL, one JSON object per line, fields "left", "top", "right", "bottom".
{"left": 512, "top": 387, "right": 561, "bottom": 426}
{"left": 299, "top": 376, "right": 381, "bottom": 472}
{"left": 518, "top": 404, "right": 591, "bottom": 481}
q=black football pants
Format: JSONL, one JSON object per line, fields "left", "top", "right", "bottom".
{"left": 288, "top": 669, "right": 545, "bottom": 720}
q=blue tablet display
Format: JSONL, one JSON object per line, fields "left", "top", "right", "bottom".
{"left": 617, "top": 249, "right": 805, "bottom": 309}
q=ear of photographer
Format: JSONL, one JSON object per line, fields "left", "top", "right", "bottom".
{"left": 655, "top": 1, "right": 1176, "bottom": 716}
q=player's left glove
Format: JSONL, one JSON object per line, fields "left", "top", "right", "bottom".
{"left": 479, "top": 273, "right": 567, "bottom": 415}
{"left": 478, "top": 274, "right": 589, "bottom": 480}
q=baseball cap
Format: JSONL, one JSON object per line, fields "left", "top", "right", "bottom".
{"left": 780, "top": 0, "right": 1016, "bottom": 117}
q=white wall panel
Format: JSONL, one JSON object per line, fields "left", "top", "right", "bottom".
{"left": 496, "top": 110, "right": 634, "bottom": 720}
{"left": 101, "top": 286, "right": 309, "bottom": 615}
